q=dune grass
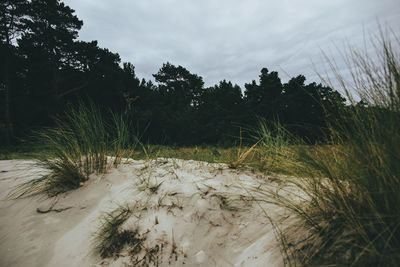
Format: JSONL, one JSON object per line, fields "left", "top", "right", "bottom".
{"left": 10, "top": 103, "right": 137, "bottom": 197}
{"left": 255, "top": 29, "right": 400, "bottom": 266}
{"left": 94, "top": 205, "right": 143, "bottom": 258}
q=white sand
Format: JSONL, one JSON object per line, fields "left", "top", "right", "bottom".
{"left": 0, "top": 158, "right": 296, "bottom": 267}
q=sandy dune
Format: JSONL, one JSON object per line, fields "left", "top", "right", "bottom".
{"left": 0, "top": 158, "right": 293, "bottom": 266}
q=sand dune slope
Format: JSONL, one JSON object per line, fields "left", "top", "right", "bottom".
{"left": 0, "top": 159, "right": 291, "bottom": 267}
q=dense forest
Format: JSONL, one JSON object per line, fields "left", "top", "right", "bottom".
{"left": 1, "top": 0, "right": 346, "bottom": 146}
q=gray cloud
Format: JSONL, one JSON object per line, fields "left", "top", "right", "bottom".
{"left": 65, "top": 0, "right": 400, "bottom": 89}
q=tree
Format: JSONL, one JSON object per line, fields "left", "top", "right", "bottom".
{"left": 244, "top": 68, "right": 283, "bottom": 121}
{"left": 18, "top": 0, "right": 83, "bottom": 101}
{"left": 0, "top": 0, "right": 27, "bottom": 144}
{"left": 150, "top": 63, "right": 205, "bottom": 143}
{"left": 282, "top": 75, "right": 346, "bottom": 140}
{"left": 67, "top": 40, "right": 125, "bottom": 110}
{"left": 120, "top": 62, "right": 140, "bottom": 113}
{"left": 281, "top": 75, "right": 308, "bottom": 124}
{"left": 198, "top": 80, "right": 243, "bottom": 143}
{"left": 153, "top": 62, "right": 204, "bottom": 108}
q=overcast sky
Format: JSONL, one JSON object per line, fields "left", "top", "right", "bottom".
{"left": 64, "top": 0, "right": 399, "bottom": 89}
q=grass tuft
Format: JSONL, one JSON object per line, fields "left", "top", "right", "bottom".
{"left": 256, "top": 27, "right": 400, "bottom": 266}
{"left": 94, "top": 205, "right": 144, "bottom": 258}
{"left": 10, "top": 103, "right": 137, "bottom": 198}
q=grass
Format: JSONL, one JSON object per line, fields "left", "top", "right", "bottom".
{"left": 9, "top": 103, "right": 137, "bottom": 197}
{"left": 94, "top": 202, "right": 168, "bottom": 265}
{"left": 0, "top": 144, "right": 44, "bottom": 160}
{"left": 1, "top": 143, "right": 258, "bottom": 164}
{"left": 253, "top": 121, "right": 303, "bottom": 175}
{"left": 254, "top": 27, "right": 400, "bottom": 266}
{"left": 94, "top": 205, "right": 144, "bottom": 258}
{"left": 1, "top": 126, "right": 285, "bottom": 172}
{"left": 3, "top": 27, "right": 398, "bottom": 267}
{"left": 133, "top": 143, "right": 255, "bottom": 165}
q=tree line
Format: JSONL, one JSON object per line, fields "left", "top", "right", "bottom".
{"left": 1, "top": 0, "right": 346, "bottom": 146}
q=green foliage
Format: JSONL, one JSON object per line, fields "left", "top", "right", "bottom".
{"left": 11, "top": 103, "right": 135, "bottom": 197}
{"left": 153, "top": 62, "right": 204, "bottom": 107}
{"left": 1, "top": 0, "right": 346, "bottom": 146}
{"left": 282, "top": 75, "right": 346, "bottom": 140}
{"left": 255, "top": 121, "right": 301, "bottom": 174}
{"left": 245, "top": 68, "right": 283, "bottom": 121}
{"left": 17, "top": 0, "right": 83, "bottom": 104}
{"left": 257, "top": 29, "right": 400, "bottom": 266}
{"left": 0, "top": 0, "right": 27, "bottom": 44}
{"left": 197, "top": 80, "right": 244, "bottom": 143}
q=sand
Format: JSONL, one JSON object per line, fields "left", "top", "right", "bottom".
{"left": 0, "top": 158, "right": 295, "bottom": 267}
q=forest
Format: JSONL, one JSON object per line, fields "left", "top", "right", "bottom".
{"left": 1, "top": 0, "right": 346, "bottom": 146}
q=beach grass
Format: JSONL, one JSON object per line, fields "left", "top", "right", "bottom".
{"left": 9, "top": 103, "right": 137, "bottom": 197}
{"left": 254, "top": 28, "right": 400, "bottom": 266}
{"left": 94, "top": 205, "right": 142, "bottom": 258}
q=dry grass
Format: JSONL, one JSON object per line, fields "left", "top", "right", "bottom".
{"left": 256, "top": 27, "right": 400, "bottom": 266}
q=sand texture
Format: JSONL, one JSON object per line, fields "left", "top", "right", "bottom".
{"left": 0, "top": 158, "right": 295, "bottom": 267}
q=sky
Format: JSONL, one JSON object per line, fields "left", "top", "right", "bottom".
{"left": 64, "top": 0, "right": 400, "bottom": 90}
